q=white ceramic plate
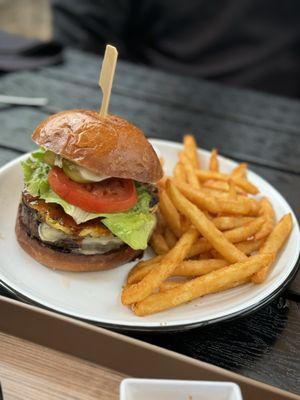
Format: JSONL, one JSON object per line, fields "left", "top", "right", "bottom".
{"left": 0, "top": 139, "right": 299, "bottom": 331}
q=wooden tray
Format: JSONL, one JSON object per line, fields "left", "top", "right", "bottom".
{"left": 0, "top": 295, "right": 298, "bottom": 400}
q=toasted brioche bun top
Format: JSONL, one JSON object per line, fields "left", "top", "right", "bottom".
{"left": 32, "top": 109, "right": 163, "bottom": 183}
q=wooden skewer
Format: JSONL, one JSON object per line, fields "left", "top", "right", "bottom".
{"left": 99, "top": 44, "right": 118, "bottom": 117}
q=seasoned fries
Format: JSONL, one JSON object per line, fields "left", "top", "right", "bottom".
{"left": 203, "top": 179, "right": 246, "bottom": 194}
{"left": 255, "top": 198, "right": 275, "bottom": 240}
{"left": 173, "top": 162, "right": 186, "bottom": 182}
{"left": 231, "top": 163, "right": 247, "bottom": 179}
{"left": 172, "top": 179, "right": 260, "bottom": 215}
{"left": 196, "top": 170, "right": 259, "bottom": 194}
{"left": 183, "top": 134, "right": 199, "bottom": 168}
{"left": 128, "top": 258, "right": 229, "bottom": 285}
{"left": 121, "top": 134, "right": 293, "bottom": 316}
{"left": 133, "top": 254, "right": 273, "bottom": 316}
{"left": 164, "top": 227, "right": 177, "bottom": 248}
{"left": 159, "top": 190, "right": 182, "bottom": 237}
{"left": 150, "top": 232, "right": 169, "bottom": 255}
{"left": 167, "top": 181, "right": 247, "bottom": 263}
{"left": 209, "top": 148, "right": 219, "bottom": 172}
{"left": 180, "top": 152, "right": 201, "bottom": 189}
{"left": 252, "top": 214, "right": 292, "bottom": 283}
{"left": 224, "top": 217, "right": 265, "bottom": 243}
{"left": 235, "top": 239, "right": 265, "bottom": 255}
{"left": 212, "top": 216, "right": 255, "bottom": 230}
{"left": 122, "top": 228, "right": 199, "bottom": 305}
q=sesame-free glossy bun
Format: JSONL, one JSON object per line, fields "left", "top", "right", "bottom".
{"left": 32, "top": 110, "right": 163, "bottom": 183}
{"left": 15, "top": 208, "right": 143, "bottom": 272}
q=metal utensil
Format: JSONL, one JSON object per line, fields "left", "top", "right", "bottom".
{"left": 0, "top": 94, "right": 48, "bottom": 106}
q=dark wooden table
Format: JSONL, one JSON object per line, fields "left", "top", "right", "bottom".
{"left": 0, "top": 49, "right": 299, "bottom": 396}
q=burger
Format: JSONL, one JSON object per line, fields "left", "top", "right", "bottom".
{"left": 16, "top": 110, "right": 163, "bottom": 272}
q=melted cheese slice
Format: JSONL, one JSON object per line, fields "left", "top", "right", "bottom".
{"left": 24, "top": 193, "right": 110, "bottom": 238}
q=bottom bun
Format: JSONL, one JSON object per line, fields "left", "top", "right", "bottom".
{"left": 15, "top": 212, "right": 143, "bottom": 272}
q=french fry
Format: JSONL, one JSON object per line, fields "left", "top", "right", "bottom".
{"left": 122, "top": 227, "right": 199, "bottom": 305}
{"left": 255, "top": 198, "right": 275, "bottom": 240}
{"left": 157, "top": 175, "right": 167, "bottom": 190}
{"left": 225, "top": 217, "right": 265, "bottom": 243}
{"left": 133, "top": 254, "right": 272, "bottom": 316}
{"left": 180, "top": 215, "right": 191, "bottom": 232}
{"left": 196, "top": 170, "right": 258, "bottom": 195}
{"left": 203, "top": 180, "right": 246, "bottom": 195}
{"left": 198, "top": 251, "right": 214, "bottom": 259}
{"left": 188, "top": 218, "right": 265, "bottom": 257}
{"left": 207, "top": 239, "right": 264, "bottom": 258}
{"left": 172, "top": 178, "right": 219, "bottom": 213}
{"left": 252, "top": 214, "right": 293, "bottom": 283}
{"left": 172, "top": 178, "right": 259, "bottom": 216}
{"left": 183, "top": 134, "right": 199, "bottom": 168}
{"left": 229, "top": 176, "right": 258, "bottom": 194}
{"left": 155, "top": 212, "right": 166, "bottom": 235}
{"left": 127, "top": 256, "right": 163, "bottom": 285}
{"left": 159, "top": 190, "right": 182, "bottom": 237}
{"left": 212, "top": 216, "right": 255, "bottom": 231}
{"left": 164, "top": 227, "right": 177, "bottom": 248}
{"left": 202, "top": 188, "right": 248, "bottom": 200}
{"left": 167, "top": 181, "right": 247, "bottom": 263}
{"left": 220, "top": 198, "right": 259, "bottom": 216}
{"left": 231, "top": 163, "right": 247, "bottom": 179}
{"left": 228, "top": 180, "right": 237, "bottom": 200}
{"left": 180, "top": 152, "right": 201, "bottom": 189}
{"left": 235, "top": 238, "right": 265, "bottom": 255}
{"left": 122, "top": 133, "right": 293, "bottom": 318}
{"left": 128, "top": 258, "right": 228, "bottom": 285}
{"left": 160, "top": 277, "right": 248, "bottom": 294}
{"left": 209, "top": 148, "right": 219, "bottom": 172}
{"left": 145, "top": 279, "right": 248, "bottom": 310}
{"left": 175, "top": 259, "right": 229, "bottom": 276}
{"left": 150, "top": 232, "right": 169, "bottom": 255}
{"left": 173, "top": 162, "right": 186, "bottom": 182}
{"left": 188, "top": 239, "right": 213, "bottom": 257}
{"left": 159, "top": 280, "right": 186, "bottom": 292}
{"left": 201, "top": 186, "right": 230, "bottom": 197}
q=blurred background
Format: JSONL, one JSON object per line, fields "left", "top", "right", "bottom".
{"left": 1, "top": 0, "right": 300, "bottom": 98}
{"left": 0, "top": 0, "right": 51, "bottom": 40}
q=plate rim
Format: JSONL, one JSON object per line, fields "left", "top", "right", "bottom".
{"left": 0, "top": 139, "right": 299, "bottom": 332}
{"left": 1, "top": 255, "right": 299, "bottom": 332}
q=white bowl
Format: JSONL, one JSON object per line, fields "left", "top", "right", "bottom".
{"left": 120, "top": 379, "right": 243, "bottom": 400}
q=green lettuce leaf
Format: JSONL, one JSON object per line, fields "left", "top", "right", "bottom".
{"left": 21, "top": 148, "right": 50, "bottom": 196}
{"left": 102, "top": 212, "right": 156, "bottom": 251}
{"left": 21, "top": 151, "right": 156, "bottom": 250}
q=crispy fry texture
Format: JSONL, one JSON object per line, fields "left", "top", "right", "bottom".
{"left": 183, "top": 134, "right": 199, "bottom": 168}
{"left": 122, "top": 228, "right": 199, "bottom": 305}
{"left": 121, "top": 135, "right": 293, "bottom": 316}
{"left": 180, "top": 152, "right": 201, "bottom": 189}
{"left": 255, "top": 198, "right": 275, "bottom": 240}
{"left": 167, "top": 181, "right": 247, "bottom": 263}
{"left": 252, "top": 214, "right": 292, "bottom": 283}
{"left": 209, "top": 148, "right": 219, "bottom": 172}
{"left": 133, "top": 254, "right": 272, "bottom": 316}
{"left": 159, "top": 190, "right": 182, "bottom": 237}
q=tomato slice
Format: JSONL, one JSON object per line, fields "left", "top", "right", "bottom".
{"left": 48, "top": 167, "right": 137, "bottom": 213}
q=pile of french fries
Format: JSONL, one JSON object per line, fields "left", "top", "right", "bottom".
{"left": 121, "top": 135, "right": 293, "bottom": 316}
